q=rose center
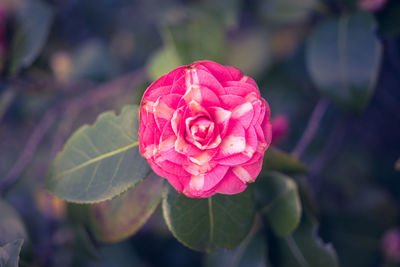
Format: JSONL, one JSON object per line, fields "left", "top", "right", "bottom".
{"left": 185, "top": 115, "right": 215, "bottom": 149}
{"left": 190, "top": 118, "right": 212, "bottom": 140}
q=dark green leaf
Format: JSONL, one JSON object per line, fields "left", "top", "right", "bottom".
{"left": 163, "top": 16, "right": 226, "bottom": 64}
{"left": 162, "top": 186, "right": 255, "bottom": 252}
{"left": 9, "top": 0, "right": 53, "bottom": 74}
{"left": 47, "top": 105, "right": 150, "bottom": 203}
{"left": 147, "top": 47, "right": 182, "bottom": 81}
{"left": 255, "top": 172, "right": 302, "bottom": 236}
{"left": 205, "top": 228, "right": 268, "bottom": 267}
{"left": 262, "top": 147, "right": 308, "bottom": 175}
{"left": 90, "top": 173, "right": 164, "bottom": 243}
{"left": 306, "top": 12, "right": 382, "bottom": 111}
{"left": 0, "top": 239, "right": 24, "bottom": 267}
{"left": 278, "top": 213, "right": 339, "bottom": 267}
{"left": 259, "top": 0, "right": 318, "bottom": 24}
{"left": 0, "top": 200, "right": 27, "bottom": 246}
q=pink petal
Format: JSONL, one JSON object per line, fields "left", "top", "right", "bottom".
{"left": 242, "top": 76, "right": 258, "bottom": 88}
{"left": 160, "top": 65, "right": 187, "bottom": 86}
{"left": 186, "top": 67, "right": 226, "bottom": 95}
{"left": 232, "top": 157, "right": 263, "bottom": 183}
{"left": 183, "top": 161, "right": 216, "bottom": 176}
{"left": 183, "top": 164, "right": 229, "bottom": 195}
{"left": 195, "top": 60, "right": 233, "bottom": 83}
{"left": 185, "top": 100, "right": 211, "bottom": 119}
{"left": 179, "top": 85, "right": 221, "bottom": 108}
{"left": 148, "top": 160, "right": 187, "bottom": 193}
{"left": 187, "top": 149, "right": 218, "bottom": 165}
{"left": 154, "top": 156, "right": 191, "bottom": 177}
{"left": 144, "top": 86, "right": 172, "bottom": 102}
{"left": 220, "top": 95, "right": 254, "bottom": 129}
{"left": 208, "top": 107, "right": 231, "bottom": 138}
{"left": 171, "top": 105, "right": 186, "bottom": 136}
{"left": 159, "top": 146, "right": 187, "bottom": 164}
{"left": 213, "top": 169, "right": 247, "bottom": 195}
{"left": 153, "top": 94, "right": 182, "bottom": 130}
{"left": 222, "top": 81, "right": 260, "bottom": 98}
{"left": 215, "top": 120, "right": 246, "bottom": 158}
{"left": 159, "top": 123, "right": 177, "bottom": 153}
{"left": 215, "top": 126, "right": 257, "bottom": 166}
{"left": 175, "top": 133, "right": 202, "bottom": 156}
{"left": 139, "top": 111, "right": 160, "bottom": 158}
{"left": 201, "top": 164, "right": 229, "bottom": 191}
{"left": 219, "top": 95, "right": 247, "bottom": 110}
{"left": 225, "top": 66, "right": 244, "bottom": 81}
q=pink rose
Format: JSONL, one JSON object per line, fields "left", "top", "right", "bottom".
{"left": 139, "top": 60, "right": 272, "bottom": 198}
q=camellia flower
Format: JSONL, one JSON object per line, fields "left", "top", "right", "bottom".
{"left": 139, "top": 60, "right": 271, "bottom": 198}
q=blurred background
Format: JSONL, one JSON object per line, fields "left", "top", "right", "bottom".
{"left": 0, "top": 0, "right": 400, "bottom": 266}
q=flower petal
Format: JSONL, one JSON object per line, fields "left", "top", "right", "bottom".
{"left": 153, "top": 94, "right": 182, "bottom": 130}
{"left": 215, "top": 120, "right": 246, "bottom": 158}
{"left": 232, "top": 156, "right": 263, "bottom": 184}
{"left": 219, "top": 95, "right": 254, "bottom": 129}
{"left": 225, "top": 66, "right": 244, "bottom": 81}
{"left": 195, "top": 60, "right": 234, "bottom": 83}
{"left": 185, "top": 164, "right": 229, "bottom": 193}
{"left": 213, "top": 169, "right": 247, "bottom": 195}
{"left": 185, "top": 67, "right": 226, "bottom": 95}
{"left": 215, "top": 126, "right": 257, "bottom": 166}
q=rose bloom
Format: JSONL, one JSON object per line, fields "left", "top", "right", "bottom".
{"left": 139, "top": 60, "right": 271, "bottom": 198}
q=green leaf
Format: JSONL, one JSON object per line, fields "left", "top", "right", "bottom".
{"left": 262, "top": 147, "right": 309, "bottom": 175}
{"left": 147, "top": 47, "right": 182, "bottom": 82}
{"left": 259, "top": 0, "right": 318, "bottom": 24}
{"left": 90, "top": 173, "right": 164, "bottom": 243}
{"left": 255, "top": 172, "right": 302, "bottom": 236}
{"left": 0, "top": 239, "right": 24, "bottom": 267}
{"left": 278, "top": 213, "right": 339, "bottom": 267}
{"left": 306, "top": 12, "right": 382, "bottom": 111}
{"left": 205, "top": 229, "right": 268, "bottom": 267}
{"left": 0, "top": 200, "right": 27, "bottom": 246}
{"left": 163, "top": 16, "right": 226, "bottom": 64}
{"left": 47, "top": 105, "right": 150, "bottom": 203}
{"left": 9, "top": 0, "right": 54, "bottom": 74}
{"left": 162, "top": 186, "right": 255, "bottom": 252}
